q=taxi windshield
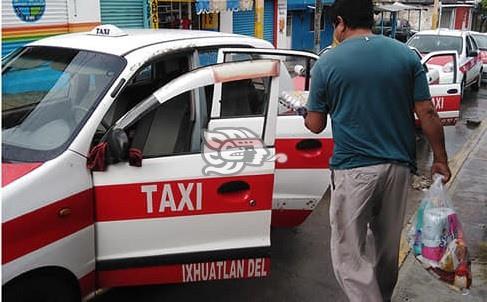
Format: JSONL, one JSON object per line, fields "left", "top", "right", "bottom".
{"left": 407, "top": 35, "right": 463, "bottom": 54}
{"left": 2, "top": 46, "right": 125, "bottom": 162}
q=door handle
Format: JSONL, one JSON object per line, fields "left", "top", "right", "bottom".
{"left": 296, "top": 139, "right": 322, "bottom": 151}
{"left": 296, "top": 139, "right": 323, "bottom": 158}
{"left": 218, "top": 181, "right": 250, "bottom": 194}
{"left": 58, "top": 207, "right": 72, "bottom": 218}
{"left": 447, "top": 89, "right": 459, "bottom": 94}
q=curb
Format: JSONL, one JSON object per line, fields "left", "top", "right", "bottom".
{"left": 397, "top": 117, "right": 487, "bottom": 268}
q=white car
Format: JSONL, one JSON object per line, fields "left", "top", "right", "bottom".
{"left": 470, "top": 31, "right": 487, "bottom": 83}
{"left": 2, "top": 25, "right": 331, "bottom": 301}
{"left": 407, "top": 29, "right": 483, "bottom": 98}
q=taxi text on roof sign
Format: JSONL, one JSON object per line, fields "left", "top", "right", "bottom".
{"left": 89, "top": 24, "right": 128, "bottom": 37}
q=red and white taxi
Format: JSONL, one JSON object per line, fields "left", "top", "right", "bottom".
{"left": 410, "top": 47, "right": 462, "bottom": 126}
{"left": 470, "top": 31, "right": 487, "bottom": 83}
{"left": 407, "top": 29, "right": 482, "bottom": 99}
{"left": 2, "top": 25, "right": 331, "bottom": 301}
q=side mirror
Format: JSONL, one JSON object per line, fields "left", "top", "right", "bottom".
{"left": 468, "top": 49, "right": 479, "bottom": 57}
{"left": 107, "top": 128, "right": 129, "bottom": 163}
{"left": 87, "top": 129, "right": 129, "bottom": 171}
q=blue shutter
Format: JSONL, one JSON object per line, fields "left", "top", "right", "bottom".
{"left": 264, "top": 0, "right": 274, "bottom": 44}
{"left": 100, "top": 0, "right": 145, "bottom": 28}
{"left": 2, "top": 40, "right": 34, "bottom": 56}
{"left": 233, "top": 10, "right": 255, "bottom": 37}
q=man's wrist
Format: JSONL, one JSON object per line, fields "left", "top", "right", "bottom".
{"left": 433, "top": 156, "right": 448, "bottom": 164}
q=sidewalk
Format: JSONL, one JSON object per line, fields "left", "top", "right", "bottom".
{"left": 392, "top": 123, "right": 487, "bottom": 302}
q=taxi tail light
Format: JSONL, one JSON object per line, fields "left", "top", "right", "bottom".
{"left": 480, "top": 51, "right": 487, "bottom": 64}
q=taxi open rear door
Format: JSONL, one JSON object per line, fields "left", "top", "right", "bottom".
{"left": 422, "top": 51, "right": 462, "bottom": 126}
{"left": 216, "top": 48, "right": 332, "bottom": 227}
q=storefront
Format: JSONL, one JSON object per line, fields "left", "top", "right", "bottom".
{"left": 155, "top": 0, "right": 218, "bottom": 30}
{"left": 232, "top": 0, "right": 275, "bottom": 44}
{"left": 2, "top": 0, "right": 100, "bottom": 55}
{"left": 99, "top": 0, "right": 147, "bottom": 28}
{"left": 440, "top": 4, "right": 474, "bottom": 30}
{"left": 287, "top": 0, "right": 334, "bottom": 51}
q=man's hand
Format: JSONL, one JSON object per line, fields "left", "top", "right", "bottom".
{"left": 304, "top": 111, "right": 327, "bottom": 134}
{"left": 431, "top": 161, "right": 451, "bottom": 183}
{"left": 414, "top": 100, "right": 451, "bottom": 183}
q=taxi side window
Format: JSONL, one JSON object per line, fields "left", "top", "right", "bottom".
{"left": 466, "top": 37, "right": 473, "bottom": 53}
{"left": 92, "top": 53, "right": 191, "bottom": 146}
{"left": 468, "top": 36, "right": 478, "bottom": 51}
{"left": 129, "top": 92, "right": 194, "bottom": 158}
{"left": 217, "top": 52, "right": 271, "bottom": 118}
{"left": 221, "top": 77, "right": 271, "bottom": 118}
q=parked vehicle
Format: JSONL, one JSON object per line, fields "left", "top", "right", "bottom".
{"left": 2, "top": 25, "right": 331, "bottom": 301}
{"left": 411, "top": 48, "right": 462, "bottom": 126}
{"left": 407, "top": 29, "right": 482, "bottom": 99}
{"left": 470, "top": 31, "right": 487, "bottom": 83}
{"left": 373, "top": 18, "right": 413, "bottom": 42}
{"left": 317, "top": 45, "right": 461, "bottom": 126}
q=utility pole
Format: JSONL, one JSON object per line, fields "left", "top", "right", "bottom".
{"left": 432, "top": 0, "right": 440, "bottom": 29}
{"left": 255, "top": 0, "right": 264, "bottom": 39}
{"left": 314, "top": 0, "right": 322, "bottom": 52}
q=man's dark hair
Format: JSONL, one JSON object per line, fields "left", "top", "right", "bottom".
{"left": 328, "top": 0, "right": 374, "bottom": 30}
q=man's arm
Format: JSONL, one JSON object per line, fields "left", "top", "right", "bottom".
{"left": 414, "top": 100, "right": 451, "bottom": 183}
{"left": 304, "top": 111, "right": 327, "bottom": 134}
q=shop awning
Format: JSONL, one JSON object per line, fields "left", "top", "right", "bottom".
{"left": 375, "top": 2, "right": 427, "bottom": 13}
{"left": 287, "top": 0, "right": 335, "bottom": 11}
{"left": 196, "top": 0, "right": 254, "bottom": 14}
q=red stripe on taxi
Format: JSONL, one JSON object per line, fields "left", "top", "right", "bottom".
{"left": 97, "top": 257, "right": 270, "bottom": 288}
{"left": 431, "top": 95, "right": 461, "bottom": 112}
{"left": 275, "top": 138, "right": 333, "bottom": 169}
{"left": 460, "top": 57, "right": 480, "bottom": 74}
{"left": 95, "top": 174, "right": 273, "bottom": 222}
{"left": 271, "top": 210, "right": 312, "bottom": 228}
{"left": 2, "top": 190, "right": 94, "bottom": 264}
{"left": 2, "top": 163, "right": 42, "bottom": 187}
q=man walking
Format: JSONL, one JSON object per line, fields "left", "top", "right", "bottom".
{"left": 303, "top": 0, "right": 451, "bottom": 301}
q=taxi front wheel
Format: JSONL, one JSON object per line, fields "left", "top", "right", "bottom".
{"left": 2, "top": 272, "right": 80, "bottom": 302}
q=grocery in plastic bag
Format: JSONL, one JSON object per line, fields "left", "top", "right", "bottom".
{"left": 409, "top": 175, "right": 472, "bottom": 289}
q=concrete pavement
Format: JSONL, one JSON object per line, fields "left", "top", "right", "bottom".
{"left": 392, "top": 118, "right": 487, "bottom": 302}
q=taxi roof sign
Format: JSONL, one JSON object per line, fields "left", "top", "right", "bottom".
{"left": 89, "top": 25, "right": 128, "bottom": 37}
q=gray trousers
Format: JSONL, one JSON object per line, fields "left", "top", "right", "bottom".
{"left": 330, "top": 164, "right": 411, "bottom": 302}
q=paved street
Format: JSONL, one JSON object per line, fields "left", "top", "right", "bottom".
{"left": 94, "top": 88, "right": 487, "bottom": 302}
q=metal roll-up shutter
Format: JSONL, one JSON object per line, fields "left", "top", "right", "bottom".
{"left": 233, "top": 10, "right": 255, "bottom": 37}
{"left": 100, "top": 0, "right": 144, "bottom": 28}
{"left": 264, "top": 0, "right": 274, "bottom": 44}
{"left": 2, "top": 0, "right": 69, "bottom": 55}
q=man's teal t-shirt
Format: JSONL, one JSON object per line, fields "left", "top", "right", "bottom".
{"left": 307, "top": 35, "right": 431, "bottom": 171}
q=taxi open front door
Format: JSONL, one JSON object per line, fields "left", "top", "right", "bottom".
{"left": 91, "top": 60, "right": 281, "bottom": 287}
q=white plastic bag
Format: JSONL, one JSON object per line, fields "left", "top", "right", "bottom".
{"left": 409, "top": 174, "right": 471, "bottom": 289}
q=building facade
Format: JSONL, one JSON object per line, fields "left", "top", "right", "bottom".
{"left": 2, "top": 0, "right": 101, "bottom": 55}
{"left": 392, "top": 0, "right": 478, "bottom": 32}
{"left": 2, "top": 0, "right": 336, "bottom": 55}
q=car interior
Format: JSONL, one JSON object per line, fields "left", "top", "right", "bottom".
{"left": 94, "top": 50, "right": 274, "bottom": 160}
